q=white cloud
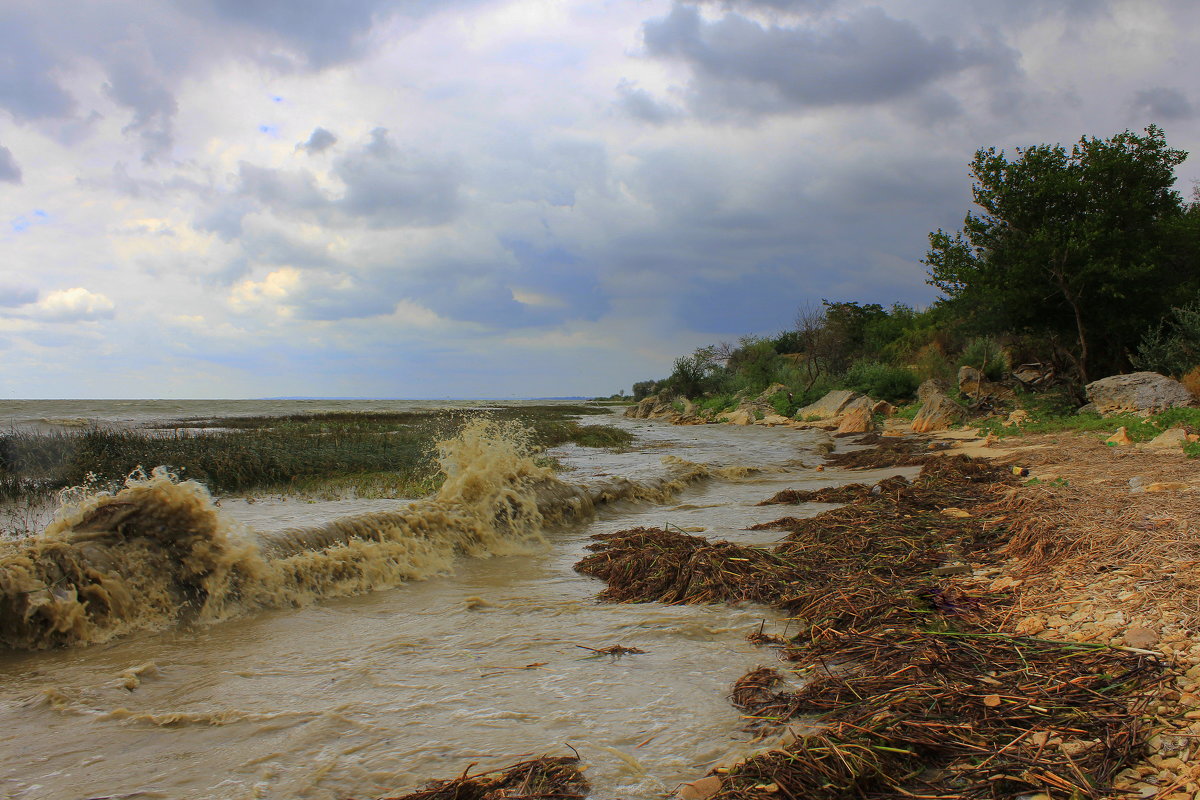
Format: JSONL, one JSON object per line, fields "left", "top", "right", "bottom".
{"left": 31, "top": 288, "right": 116, "bottom": 321}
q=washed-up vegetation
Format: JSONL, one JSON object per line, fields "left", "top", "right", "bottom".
{"left": 723, "top": 631, "right": 1163, "bottom": 799}
{"left": 575, "top": 451, "right": 1168, "bottom": 798}
{"left": 0, "top": 405, "right": 632, "bottom": 506}
{"left": 376, "top": 755, "right": 589, "bottom": 800}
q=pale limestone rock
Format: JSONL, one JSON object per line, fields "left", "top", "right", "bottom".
{"left": 795, "top": 389, "right": 859, "bottom": 420}
{"left": 1106, "top": 426, "right": 1133, "bottom": 446}
{"left": 1144, "top": 427, "right": 1189, "bottom": 451}
{"left": 911, "top": 394, "right": 965, "bottom": 433}
{"left": 835, "top": 396, "right": 875, "bottom": 434}
{"left": 1085, "top": 372, "right": 1196, "bottom": 416}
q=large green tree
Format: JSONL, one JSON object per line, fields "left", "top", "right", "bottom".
{"left": 925, "top": 126, "right": 1193, "bottom": 383}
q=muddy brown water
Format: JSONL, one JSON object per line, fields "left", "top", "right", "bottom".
{"left": 0, "top": 408, "right": 912, "bottom": 799}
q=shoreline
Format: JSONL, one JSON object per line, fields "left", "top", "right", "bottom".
{"left": 387, "top": 416, "right": 1198, "bottom": 799}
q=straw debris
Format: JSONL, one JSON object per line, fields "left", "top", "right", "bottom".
{"left": 379, "top": 755, "right": 589, "bottom": 800}
{"left": 720, "top": 629, "right": 1164, "bottom": 798}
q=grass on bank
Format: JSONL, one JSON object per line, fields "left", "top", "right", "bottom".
{"left": 0, "top": 405, "right": 634, "bottom": 506}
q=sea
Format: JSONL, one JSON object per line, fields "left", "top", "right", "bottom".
{"left": 0, "top": 399, "right": 906, "bottom": 799}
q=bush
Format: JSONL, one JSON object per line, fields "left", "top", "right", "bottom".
{"left": 957, "top": 337, "right": 1009, "bottom": 381}
{"left": 841, "top": 360, "right": 920, "bottom": 404}
{"left": 1132, "top": 300, "right": 1200, "bottom": 378}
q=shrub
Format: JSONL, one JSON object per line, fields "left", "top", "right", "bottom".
{"left": 841, "top": 360, "right": 920, "bottom": 404}
{"left": 957, "top": 336, "right": 1009, "bottom": 381}
{"left": 1132, "top": 300, "right": 1200, "bottom": 378}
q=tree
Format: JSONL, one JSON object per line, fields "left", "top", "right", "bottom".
{"left": 925, "top": 126, "right": 1191, "bottom": 384}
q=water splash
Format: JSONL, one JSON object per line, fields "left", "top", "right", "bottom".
{"left": 0, "top": 418, "right": 717, "bottom": 649}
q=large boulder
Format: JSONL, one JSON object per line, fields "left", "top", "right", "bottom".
{"left": 796, "top": 390, "right": 859, "bottom": 420}
{"left": 911, "top": 393, "right": 966, "bottom": 433}
{"left": 624, "top": 393, "right": 674, "bottom": 419}
{"left": 836, "top": 396, "right": 876, "bottom": 434}
{"left": 917, "top": 379, "right": 950, "bottom": 405}
{"left": 1084, "top": 372, "right": 1196, "bottom": 416}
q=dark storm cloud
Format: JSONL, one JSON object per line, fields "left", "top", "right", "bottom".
{"left": 1131, "top": 88, "right": 1194, "bottom": 122}
{"left": 334, "top": 129, "right": 462, "bottom": 227}
{"left": 102, "top": 56, "right": 179, "bottom": 162}
{"left": 0, "top": 146, "right": 21, "bottom": 183}
{"left": 0, "top": 11, "right": 75, "bottom": 121}
{"left": 615, "top": 80, "right": 682, "bottom": 124}
{"left": 298, "top": 127, "right": 338, "bottom": 154}
{"left": 641, "top": 4, "right": 1018, "bottom": 116}
{"left": 682, "top": 0, "right": 835, "bottom": 11}
{"left": 197, "top": 0, "right": 402, "bottom": 68}
{"left": 233, "top": 129, "right": 461, "bottom": 229}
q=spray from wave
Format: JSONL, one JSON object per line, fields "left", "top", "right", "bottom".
{"left": 0, "top": 419, "right": 717, "bottom": 650}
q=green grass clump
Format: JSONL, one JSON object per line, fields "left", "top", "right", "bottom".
{"left": 975, "top": 405, "right": 1200, "bottom": 455}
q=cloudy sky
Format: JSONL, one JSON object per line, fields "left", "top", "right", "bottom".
{"left": 2, "top": 0, "right": 1198, "bottom": 398}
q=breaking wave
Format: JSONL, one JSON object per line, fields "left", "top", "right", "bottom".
{"left": 0, "top": 419, "right": 718, "bottom": 650}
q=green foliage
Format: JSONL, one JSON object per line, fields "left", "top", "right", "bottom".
{"left": 697, "top": 394, "right": 738, "bottom": 413}
{"left": 926, "top": 125, "right": 1193, "bottom": 383}
{"left": 977, "top": 406, "right": 1200, "bottom": 455}
{"left": 631, "top": 380, "right": 659, "bottom": 401}
{"left": 841, "top": 360, "right": 920, "bottom": 404}
{"left": 770, "top": 390, "right": 799, "bottom": 418}
{"left": 1132, "top": 299, "right": 1200, "bottom": 377}
{"left": 957, "top": 337, "right": 1009, "bottom": 381}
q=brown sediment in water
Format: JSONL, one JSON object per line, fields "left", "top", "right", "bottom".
{"left": 0, "top": 419, "right": 722, "bottom": 650}
{"left": 574, "top": 446, "right": 1171, "bottom": 799}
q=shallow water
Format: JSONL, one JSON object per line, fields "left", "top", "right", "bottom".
{"left": 0, "top": 409, "right": 911, "bottom": 799}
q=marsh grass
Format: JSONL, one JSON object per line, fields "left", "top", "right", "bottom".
{"left": 0, "top": 405, "right": 633, "bottom": 506}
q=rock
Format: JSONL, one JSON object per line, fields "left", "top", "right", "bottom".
{"left": 722, "top": 409, "right": 755, "bottom": 426}
{"left": 1124, "top": 627, "right": 1161, "bottom": 649}
{"left": 1144, "top": 427, "right": 1189, "bottom": 451}
{"left": 1085, "top": 372, "right": 1196, "bottom": 416}
{"left": 1146, "top": 481, "right": 1189, "bottom": 492}
{"left": 795, "top": 390, "right": 859, "bottom": 420}
{"left": 871, "top": 400, "right": 896, "bottom": 417}
{"left": 625, "top": 393, "right": 674, "bottom": 419}
{"left": 917, "top": 378, "right": 950, "bottom": 405}
{"left": 1006, "top": 409, "right": 1030, "bottom": 426}
{"left": 1012, "top": 362, "right": 1054, "bottom": 388}
{"left": 835, "top": 397, "right": 876, "bottom": 434}
{"left": 1106, "top": 427, "right": 1133, "bottom": 446}
{"left": 911, "top": 394, "right": 966, "bottom": 433}
{"left": 958, "top": 365, "right": 985, "bottom": 396}
{"left": 759, "top": 413, "right": 791, "bottom": 426}
{"left": 678, "top": 776, "right": 723, "bottom": 800}
{"left": 756, "top": 383, "right": 789, "bottom": 401}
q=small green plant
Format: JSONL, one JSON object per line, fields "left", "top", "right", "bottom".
{"left": 841, "top": 360, "right": 920, "bottom": 404}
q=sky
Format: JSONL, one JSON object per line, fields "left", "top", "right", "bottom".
{"left": 2, "top": 0, "right": 1198, "bottom": 399}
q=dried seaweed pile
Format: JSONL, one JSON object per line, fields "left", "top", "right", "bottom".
{"left": 823, "top": 436, "right": 931, "bottom": 469}
{"left": 379, "top": 755, "right": 589, "bottom": 800}
{"left": 575, "top": 457, "right": 1011, "bottom": 631}
{"left": 575, "top": 527, "right": 809, "bottom": 606}
{"left": 719, "top": 630, "right": 1165, "bottom": 799}
{"left": 757, "top": 475, "right": 910, "bottom": 506}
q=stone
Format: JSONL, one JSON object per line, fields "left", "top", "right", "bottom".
{"left": 1146, "top": 482, "right": 1189, "bottom": 492}
{"left": 917, "top": 378, "right": 950, "bottom": 405}
{"left": 1006, "top": 409, "right": 1030, "bottom": 426}
{"left": 871, "top": 399, "right": 896, "bottom": 417}
{"left": 911, "top": 394, "right": 966, "bottom": 433}
{"left": 796, "top": 390, "right": 860, "bottom": 420}
{"left": 722, "top": 409, "right": 755, "bottom": 426}
{"left": 835, "top": 396, "right": 876, "bottom": 434}
{"left": 678, "top": 776, "right": 723, "bottom": 800}
{"left": 1124, "top": 627, "right": 1161, "bottom": 649}
{"left": 1144, "top": 427, "right": 1189, "bottom": 451}
{"left": 1085, "top": 372, "right": 1196, "bottom": 416}
{"left": 759, "top": 413, "right": 791, "bottom": 426}
{"left": 756, "top": 383, "right": 789, "bottom": 401}
{"left": 932, "top": 562, "right": 972, "bottom": 576}
{"left": 1107, "top": 427, "right": 1133, "bottom": 446}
